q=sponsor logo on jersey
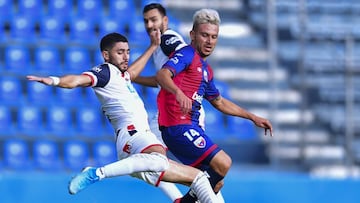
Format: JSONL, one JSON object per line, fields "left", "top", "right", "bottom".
{"left": 193, "top": 136, "right": 206, "bottom": 148}
{"left": 165, "top": 36, "right": 181, "bottom": 45}
{"left": 192, "top": 92, "right": 203, "bottom": 103}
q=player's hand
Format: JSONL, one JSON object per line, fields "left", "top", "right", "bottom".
{"left": 26, "top": 75, "right": 54, "bottom": 86}
{"left": 252, "top": 116, "right": 273, "bottom": 137}
{"left": 175, "top": 89, "right": 192, "bottom": 115}
{"left": 149, "top": 28, "right": 161, "bottom": 47}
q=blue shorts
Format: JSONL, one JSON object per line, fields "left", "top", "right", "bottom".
{"left": 161, "top": 124, "right": 221, "bottom": 169}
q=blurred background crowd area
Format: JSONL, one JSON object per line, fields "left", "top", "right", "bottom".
{"left": 0, "top": 0, "right": 360, "bottom": 179}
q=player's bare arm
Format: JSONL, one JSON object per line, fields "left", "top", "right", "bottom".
{"left": 156, "top": 68, "right": 192, "bottom": 114}
{"left": 210, "top": 95, "right": 273, "bottom": 136}
{"left": 26, "top": 74, "right": 92, "bottom": 88}
{"left": 128, "top": 29, "right": 161, "bottom": 80}
{"left": 133, "top": 75, "right": 158, "bottom": 87}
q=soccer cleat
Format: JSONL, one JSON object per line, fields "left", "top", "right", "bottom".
{"left": 68, "top": 167, "right": 100, "bottom": 195}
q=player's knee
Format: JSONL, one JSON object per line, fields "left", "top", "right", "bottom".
{"left": 131, "top": 171, "right": 162, "bottom": 186}
{"left": 150, "top": 152, "right": 169, "bottom": 171}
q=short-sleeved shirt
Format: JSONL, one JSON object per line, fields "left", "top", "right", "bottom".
{"left": 83, "top": 63, "right": 150, "bottom": 132}
{"left": 157, "top": 45, "right": 220, "bottom": 127}
{"left": 157, "top": 46, "right": 221, "bottom": 167}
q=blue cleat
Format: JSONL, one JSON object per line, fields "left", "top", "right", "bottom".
{"left": 68, "top": 167, "right": 100, "bottom": 195}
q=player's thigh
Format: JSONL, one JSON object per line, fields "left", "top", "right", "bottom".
{"left": 116, "top": 129, "right": 166, "bottom": 159}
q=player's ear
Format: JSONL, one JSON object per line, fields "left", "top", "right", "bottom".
{"left": 190, "top": 30, "right": 195, "bottom": 41}
{"left": 163, "top": 15, "right": 169, "bottom": 25}
{"left": 102, "top": 50, "right": 109, "bottom": 62}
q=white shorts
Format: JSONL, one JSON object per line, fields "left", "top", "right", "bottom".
{"left": 115, "top": 127, "right": 165, "bottom": 160}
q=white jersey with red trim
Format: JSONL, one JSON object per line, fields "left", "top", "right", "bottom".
{"left": 152, "top": 29, "right": 187, "bottom": 70}
{"left": 83, "top": 63, "right": 150, "bottom": 133}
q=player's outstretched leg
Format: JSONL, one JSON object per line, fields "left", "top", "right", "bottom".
{"left": 68, "top": 167, "right": 103, "bottom": 194}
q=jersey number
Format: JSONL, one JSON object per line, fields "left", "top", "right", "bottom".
{"left": 183, "top": 129, "right": 200, "bottom": 141}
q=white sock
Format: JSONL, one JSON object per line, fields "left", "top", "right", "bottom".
{"left": 102, "top": 152, "right": 169, "bottom": 178}
{"left": 190, "top": 172, "right": 219, "bottom": 203}
{"left": 158, "top": 181, "right": 183, "bottom": 201}
{"left": 216, "top": 191, "right": 225, "bottom": 203}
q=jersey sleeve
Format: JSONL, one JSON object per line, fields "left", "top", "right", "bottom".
{"left": 83, "top": 64, "right": 111, "bottom": 87}
{"left": 162, "top": 46, "right": 194, "bottom": 76}
{"left": 160, "top": 31, "right": 187, "bottom": 57}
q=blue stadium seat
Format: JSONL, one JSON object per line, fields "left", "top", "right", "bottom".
{"left": 27, "top": 80, "right": 54, "bottom": 105}
{"left": 98, "top": 18, "right": 126, "bottom": 39}
{"left": 103, "top": 119, "right": 115, "bottom": 138}
{"left": 93, "top": 141, "right": 117, "bottom": 166}
{"left": 17, "top": 105, "right": 45, "bottom": 136}
{"left": 9, "top": 15, "right": 36, "bottom": 42}
{"left": 0, "top": 21, "right": 7, "bottom": 42}
{"left": 63, "top": 140, "right": 89, "bottom": 171}
{"left": 227, "top": 116, "right": 257, "bottom": 140}
{"left": 55, "top": 87, "right": 83, "bottom": 106}
{"left": 33, "top": 140, "right": 62, "bottom": 171}
{"left": 39, "top": 16, "right": 67, "bottom": 43}
{"left": 75, "top": 106, "right": 103, "bottom": 137}
{"left": 128, "top": 16, "right": 148, "bottom": 42}
{"left": 4, "top": 139, "right": 32, "bottom": 170}
{"left": 17, "top": 0, "right": 44, "bottom": 20}
{"left": 84, "top": 87, "right": 101, "bottom": 106}
{"left": 0, "top": 105, "right": 15, "bottom": 136}
{"left": 4, "top": 45, "right": 31, "bottom": 74}
{"left": 0, "top": 76, "right": 23, "bottom": 105}
{"left": 46, "top": 105, "right": 74, "bottom": 137}
{"left": 141, "top": 0, "right": 163, "bottom": 8}
{"left": 93, "top": 51, "right": 103, "bottom": 65}
{"left": 63, "top": 46, "right": 91, "bottom": 73}
{"left": 33, "top": 46, "right": 62, "bottom": 74}
{"left": 47, "top": 0, "right": 74, "bottom": 22}
{"left": 68, "top": 17, "right": 96, "bottom": 44}
{"left": 0, "top": 0, "right": 13, "bottom": 22}
{"left": 76, "top": 0, "right": 103, "bottom": 22}
{"left": 108, "top": 0, "right": 136, "bottom": 21}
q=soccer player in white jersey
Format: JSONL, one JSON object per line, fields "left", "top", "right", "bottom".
{"left": 134, "top": 3, "right": 206, "bottom": 141}
{"left": 26, "top": 32, "right": 220, "bottom": 203}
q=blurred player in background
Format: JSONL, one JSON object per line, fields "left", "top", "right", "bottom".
{"left": 27, "top": 32, "right": 220, "bottom": 203}
{"left": 156, "top": 8, "right": 274, "bottom": 202}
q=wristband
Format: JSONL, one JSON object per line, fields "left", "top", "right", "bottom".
{"left": 49, "top": 76, "right": 60, "bottom": 86}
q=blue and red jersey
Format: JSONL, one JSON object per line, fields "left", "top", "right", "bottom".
{"left": 157, "top": 45, "right": 220, "bottom": 127}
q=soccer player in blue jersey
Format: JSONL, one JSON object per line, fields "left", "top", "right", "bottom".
{"left": 156, "top": 8, "right": 274, "bottom": 202}
{"left": 26, "top": 31, "right": 220, "bottom": 203}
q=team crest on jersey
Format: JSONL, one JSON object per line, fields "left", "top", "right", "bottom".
{"left": 123, "top": 142, "right": 132, "bottom": 154}
{"left": 193, "top": 137, "right": 206, "bottom": 148}
{"left": 92, "top": 66, "right": 102, "bottom": 73}
{"left": 203, "top": 70, "right": 209, "bottom": 82}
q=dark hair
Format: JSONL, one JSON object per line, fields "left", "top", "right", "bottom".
{"left": 143, "top": 3, "right": 166, "bottom": 16}
{"left": 100, "top": 32, "right": 128, "bottom": 51}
